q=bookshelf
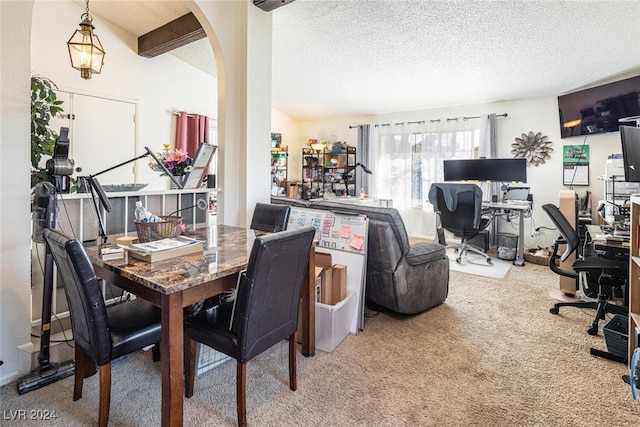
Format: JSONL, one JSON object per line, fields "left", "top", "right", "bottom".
{"left": 302, "top": 146, "right": 357, "bottom": 198}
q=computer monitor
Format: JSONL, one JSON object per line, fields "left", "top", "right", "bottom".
{"left": 443, "top": 158, "right": 527, "bottom": 182}
{"left": 621, "top": 126, "right": 640, "bottom": 182}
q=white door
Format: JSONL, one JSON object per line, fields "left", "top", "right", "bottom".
{"left": 50, "top": 91, "right": 137, "bottom": 185}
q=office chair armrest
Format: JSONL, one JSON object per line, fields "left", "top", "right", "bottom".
{"left": 548, "top": 241, "right": 578, "bottom": 279}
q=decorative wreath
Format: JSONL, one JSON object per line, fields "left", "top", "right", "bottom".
{"left": 511, "top": 131, "right": 553, "bottom": 166}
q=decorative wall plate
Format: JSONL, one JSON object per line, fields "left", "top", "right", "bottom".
{"left": 511, "top": 131, "right": 553, "bottom": 166}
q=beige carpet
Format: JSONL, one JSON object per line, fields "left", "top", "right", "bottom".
{"left": 2, "top": 264, "right": 639, "bottom": 426}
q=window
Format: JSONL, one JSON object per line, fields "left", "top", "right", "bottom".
{"left": 372, "top": 121, "right": 483, "bottom": 238}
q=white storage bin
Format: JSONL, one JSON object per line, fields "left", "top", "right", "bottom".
{"left": 315, "top": 290, "right": 356, "bottom": 352}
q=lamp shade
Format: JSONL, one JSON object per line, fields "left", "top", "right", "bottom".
{"left": 67, "top": 16, "right": 105, "bottom": 79}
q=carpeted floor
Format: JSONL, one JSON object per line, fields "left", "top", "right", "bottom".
{"left": 2, "top": 263, "right": 639, "bottom": 426}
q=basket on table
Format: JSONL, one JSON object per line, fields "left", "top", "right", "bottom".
{"left": 135, "top": 216, "right": 182, "bottom": 243}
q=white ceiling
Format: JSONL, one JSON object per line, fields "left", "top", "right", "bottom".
{"left": 78, "top": 0, "right": 640, "bottom": 122}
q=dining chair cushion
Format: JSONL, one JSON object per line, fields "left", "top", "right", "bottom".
{"left": 108, "top": 298, "right": 162, "bottom": 360}
{"left": 188, "top": 302, "right": 238, "bottom": 359}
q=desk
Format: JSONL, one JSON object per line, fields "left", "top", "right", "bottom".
{"left": 89, "top": 225, "right": 316, "bottom": 427}
{"left": 585, "top": 224, "right": 630, "bottom": 261}
{"left": 482, "top": 201, "right": 532, "bottom": 266}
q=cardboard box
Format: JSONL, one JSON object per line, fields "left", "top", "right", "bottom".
{"left": 287, "top": 182, "right": 302, "bottom": 199}
{"left": 319, "top": 268, "right": 333, "bottom": 304}
{"left": 315, "top": 252, "right": 332, "bottom": 268}
{"left": 315, "top": 252, "right": 337, "bottom": 305}
{"left": 331, "top": 264, "right": 347, "bottom": 305}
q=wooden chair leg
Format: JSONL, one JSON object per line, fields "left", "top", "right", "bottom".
{"left": 73, "top": 345, "right": 84, "bottom": 401}
{"left": 184, "top": 338, "right": 196, "bottom": 398}
{"left": 237, "top": 361, "right": 247, "bottom": 427}
{"left": 152, "top": 343, "right": 160, "bottom": 362}
{"left": 98, "top": 363, "right": 111, "bottom": 427}
{"left": 73, "top": 344, "right": 95, "bottom": 401}
{"left": 289, "top": 332, "right": 297, "bottom": 391}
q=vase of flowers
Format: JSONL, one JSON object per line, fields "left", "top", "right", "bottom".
{"left": 149, "top": 144, "right": 193, "bottom": 187}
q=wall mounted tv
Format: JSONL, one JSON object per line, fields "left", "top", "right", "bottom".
{"left": 443, "top": 158, "right": 527, "bottom": 183}
{"left": 558, "top": 75, "right": 640, "bottom": 138}
{"left": 621, "top": 126, "right": 640, "bottom": 182}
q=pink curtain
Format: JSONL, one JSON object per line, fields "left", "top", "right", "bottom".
{"left": 175, "top": 112, "right": 210, "bottom": 157}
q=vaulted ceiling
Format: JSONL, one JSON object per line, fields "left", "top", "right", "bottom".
{"left": 76, "top": 0, "right": 640, "bottom": 121}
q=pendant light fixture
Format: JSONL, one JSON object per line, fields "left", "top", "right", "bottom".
{"left": 66, "top": 0, "right": 105, "bottom": 79}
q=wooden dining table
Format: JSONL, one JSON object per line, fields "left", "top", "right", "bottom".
{"left": 89, "top": 224, "right": 316, "bottom": 426}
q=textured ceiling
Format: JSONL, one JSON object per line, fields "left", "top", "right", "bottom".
{"left": 77, "top": 0, "right": 640, "bottom": 122}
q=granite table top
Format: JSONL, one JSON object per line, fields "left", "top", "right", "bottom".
{"left": 88, "top": 224, "right": 256, "bottom": 295}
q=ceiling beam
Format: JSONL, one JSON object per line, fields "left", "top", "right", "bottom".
{"left": 138, "top": 13, "right": 205, "bottom": 58}
{"left": 253, "top": 0, "right": 297, "bottom": 12}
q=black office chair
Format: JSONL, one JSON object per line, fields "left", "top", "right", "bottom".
{"left": 541, "top": 204, "right": 628, "bottom": 335}
{"left": 184, "top": 226, "right": 315, "bottom": 426}
{"left": 43, "top": 228, "right": 162, "bottom": 427}
{"left": 428, "top": 182, "right": 493, "bottom": 264}
{"left": 250, "top": 202, "right": 290, "bottom": 232}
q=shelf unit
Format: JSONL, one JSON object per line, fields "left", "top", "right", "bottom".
{"left": 302, "top": 146, "right": 356, "bottom": 198}
{"left": 628, "top": 195, "right": 640, "bottom": 366}
{"left": 271, "top": 146, "right": 288, "bottom": 185}
{"left": 603, "top": 175, "right": 640, "bottom": 207}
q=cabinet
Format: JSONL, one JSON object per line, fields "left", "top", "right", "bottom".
{"left": 628, "top": 195, "right": 640, "bottom": 366}
{"left": 302, "top": 146, "right": 356, "bottom": 199}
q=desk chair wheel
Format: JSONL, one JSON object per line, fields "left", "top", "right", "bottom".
{"left": 455, "top": 256, "right": 462, "bottom": 264}
{"left": 586, "top": 325, "right": 598, "bottom": 336}
{"left": 486, "top": 258, "right": 493, "bottom": 265}
{"left": 549, "top": 307, "right": 560, "bottom": 315}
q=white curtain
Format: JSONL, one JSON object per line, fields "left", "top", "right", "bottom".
{"left": 371, "top": 116, "right": 494, "bottom": 238}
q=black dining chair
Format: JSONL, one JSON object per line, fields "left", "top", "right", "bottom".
{"left": 249, "top": 202, "right": 291, "bottom": 232}
{"left": 43, "top": 228, "right": 162, "bottom": 427}
{"left": 184, "top": 226, "right": 315, "bottom": 426}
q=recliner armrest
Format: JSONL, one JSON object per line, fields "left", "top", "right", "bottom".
{"left": 405, "top": 242, "right": 447, "bottom": 266}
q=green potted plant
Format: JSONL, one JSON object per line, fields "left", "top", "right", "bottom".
{"left": 31, "top": 75, "right": 64, "bottom": 189}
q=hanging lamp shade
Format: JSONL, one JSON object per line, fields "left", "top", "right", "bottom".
{"left": 67, "top": 13, "right": 105, "bottom": 80}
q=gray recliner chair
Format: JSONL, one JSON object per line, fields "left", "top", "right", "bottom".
{"left": 307, "top": 200, "right": 450, "bottom": 314}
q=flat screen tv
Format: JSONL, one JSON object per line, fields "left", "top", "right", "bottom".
{"left": 443, "top": 158, "right": 527, "bottom": 183}
{"left": 558, "top": 75, "right": 640, "bottom": 138}
{"left": 621, "top": 126, "right": 640, "bottom": 182}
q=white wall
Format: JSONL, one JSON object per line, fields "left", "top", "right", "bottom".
{"left": 0, "top": 0, "right": 34, "bottom": 386}
{"left": 282, "top": 96, "right": 626, "bottom": 251}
